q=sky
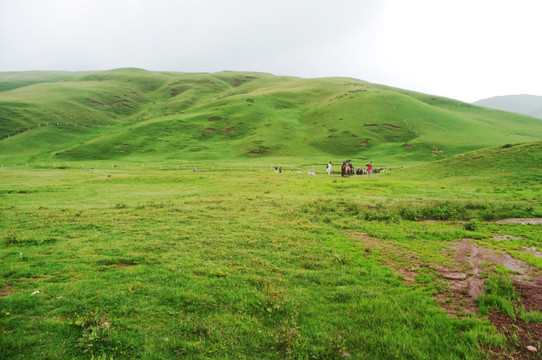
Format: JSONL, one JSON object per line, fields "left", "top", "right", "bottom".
{"left": 0, "top": 0, "right": 541, "bottom": 102}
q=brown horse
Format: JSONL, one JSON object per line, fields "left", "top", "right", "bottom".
{"left": 341, "top": 163, "right": 352, "bottom": 177}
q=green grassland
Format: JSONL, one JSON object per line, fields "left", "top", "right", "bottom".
{"left": 1, "top": 69, "right": 541, "bottom": 359}
{"left": 1, "top": 142, "right": 542, "bottom": 359}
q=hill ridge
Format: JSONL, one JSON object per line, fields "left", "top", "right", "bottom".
{"left": 1, "top": 68, "right": 542, "bottom": 165}
{"left": 473, "top": 94, "right": 542, "bottom": 119}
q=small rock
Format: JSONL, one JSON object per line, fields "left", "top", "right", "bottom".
{"left": 55, "top": 296, "right": 65, "bottom": 299}
{"left": 527, "top": 345, "right": 537, "bottom": 352}
{"left": 442, "top": 273, "right": 467, "bottom": 280}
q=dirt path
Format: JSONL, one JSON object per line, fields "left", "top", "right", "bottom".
{"left": 496, "top": 218, "right": 542, "bottom": 225}
{"left": 349, "top": 230, "right": 542, "bottom": 358}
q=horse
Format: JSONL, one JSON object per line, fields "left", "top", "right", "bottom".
{"left": 341, "top": 163, "right": 352, "bottom": 177}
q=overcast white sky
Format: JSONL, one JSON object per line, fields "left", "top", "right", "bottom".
{"left": 0, "top": 0, "right": 540, "bottom": 102}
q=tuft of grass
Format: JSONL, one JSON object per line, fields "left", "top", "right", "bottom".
{"left": 477, "top": 274, "right": 518, "bottom": 319}
{"left": 520, "top": 310, "right": 542, "bottom": 324}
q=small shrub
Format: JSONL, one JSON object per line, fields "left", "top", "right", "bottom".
{"left": 399, "top": 205, "right": 419, "bottom": 221}
{"left": 320, "top": 326, "right": 348, "bottom": 358}
{"left": 463, "top": 219, "right": 478, "bottom": 231}
{"left": 75, "top": 309, "right": 112, "bottom": 355}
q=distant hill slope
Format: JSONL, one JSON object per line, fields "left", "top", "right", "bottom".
{"left": 1, "top": 68, "right": 542, "bottom": 164}
{"left": 473, "top": 94, "right": 542, "bottom": 119}
{"left": 403, "top": 140, "right": 542, "bottom": 178}
{"left": 0, "top": 70, "right": 92, "bottom": 92}
{"left": 400, "top": 140, "right": 542, "bottom": 193}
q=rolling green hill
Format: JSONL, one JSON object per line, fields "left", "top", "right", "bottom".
{"left": 403, "top": 140, "right": 542, "bottom": 182}
{"left": 1, "top": 68, "right": 541, "bottom": 164}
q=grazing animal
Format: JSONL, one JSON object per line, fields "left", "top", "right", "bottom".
{"left": 341, "top": 163, "right": 352, "bottom": 177}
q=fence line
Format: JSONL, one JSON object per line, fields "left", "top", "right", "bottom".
{"left": 1, "top": 119, "right": 140, "bottom": 140}
{"left": 0, "top": 161, "right": 339, "bottom": 173}
{"left": 379, "top": 90, "right": 446, "bottom": 157}
{"left": 0, "top": 91, "right": 252, "bottom": 141}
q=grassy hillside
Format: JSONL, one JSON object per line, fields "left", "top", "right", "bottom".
{"left": 395, "top": 140, "right": 542, "bottom": 206}
{"left": 1, "top": 68, "right": 542, "bottom": 165}
{"left": 1, "top": 82, "right": 541, "bottom": 359}
{"left": 404, "top": 140, "right": 542, "bottom": 179}
{"left": 0, "top": 71, "right": 90, "bottom": 92}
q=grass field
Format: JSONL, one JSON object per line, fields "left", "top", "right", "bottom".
{"left": 1, "top": 70, "right": 541, "bottom": 359}
{"left": 1, "top": 143, "right": 541, "bottom": 359}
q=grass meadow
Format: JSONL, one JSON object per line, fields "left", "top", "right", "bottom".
{"left": 1, "top": 160, "right": 541, "bottom": 359}
{"left": 2, "top": 69, "right": 542, "bottom": 359}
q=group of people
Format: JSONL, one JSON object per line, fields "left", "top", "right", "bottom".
{"left": 337, "top": 160, "right": 381, "bottom": 177}
{"left": 274, "top": 161, "right": 384, "bottom": 176}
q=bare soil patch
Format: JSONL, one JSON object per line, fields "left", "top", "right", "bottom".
{"left": 383, "top": 123, "right": 403, "bottom": 130}
{"left": 496, "top": 218, "right": 542, "bottom": 225}
{"left": 89, "top": 99, "right": 104, "bottom": 106}
{"left": 349, "top": 232, "right": 538, "bottom": 313}
{"left": 116, "top": 262, "right": 138, "bottom": 268}
{"left": 494, "top": 234, "right": 521, "bottom": 241}
{"left": 488, "top": 309, "right": 542, "bottom": 360}
{"left": 349, "top": 231, "right": 542, "bottom": 358}
{"left": 0, "top": 285, "right": 13, "bottom": 297}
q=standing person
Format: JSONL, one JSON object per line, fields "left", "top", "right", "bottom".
{"left": 367, "top": 161, "right": 373, "bottom": 177}
{"left": 327, "top": 162, "right": 332, "bottom": 175}
{"left": 279, "top": 167, "right": 282, "bottom": 173}
{"left": 275, "top": 166, "right": 278, "bottom": 173}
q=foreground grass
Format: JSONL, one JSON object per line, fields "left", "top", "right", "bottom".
{"left": 1, "top": 168, "right": 540, "bottom": 359}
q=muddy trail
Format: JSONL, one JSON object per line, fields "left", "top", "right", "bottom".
{"left": 349, "top": 218, "right": 542, "bottom": 359}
